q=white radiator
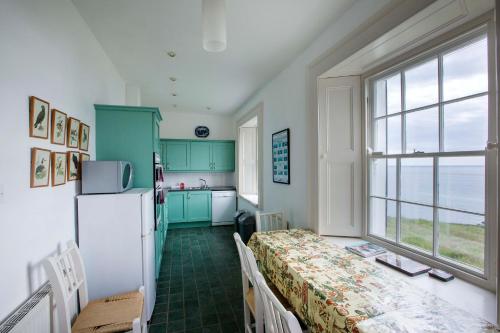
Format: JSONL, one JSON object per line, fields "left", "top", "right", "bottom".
{"left": 0, "top": 283, "right": 51, "bottom": 333}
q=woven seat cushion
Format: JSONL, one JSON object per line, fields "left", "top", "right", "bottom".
{"left": 72, "top": 291, "right": 143, "bottom": 333}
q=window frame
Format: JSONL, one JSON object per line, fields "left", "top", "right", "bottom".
{"left": 238, "top": 125, "right": 258, "bottom": 203}
{"left": 236, "top": 103, "right": 264, "bottom": 208}
{"left": 363, "top": 21, "right": 497, "bottom": 290}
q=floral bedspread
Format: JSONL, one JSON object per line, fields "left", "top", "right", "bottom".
{"left": 247, "top": 229, "right": 497, "bottom": 333}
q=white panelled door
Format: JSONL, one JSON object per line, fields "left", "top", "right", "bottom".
{"left": 318, "top": 76, "right": 362, "bottom": 236}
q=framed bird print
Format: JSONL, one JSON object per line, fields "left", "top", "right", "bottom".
{"left": 51, "top": 152, "right": 66, "bottom": 186}
{"left": 50, "top": 109, "right": 67, "bottom": 145}
{"left": 30, "top": 148, "right": 51, "bottom": 188}
{"left": 29, "top": 96, "right": 50, "bottom": 139}
{"left": 67, "top": 151, "right": 80, "bottom": 181}
{"left": 79, "top": 153, "right": 90, "bottom": 179}
{"left": 67, "top": 118, "right": 80, "bottom": 148}
{"left": 79, "top": 123, "right": 90, "bottom": 151}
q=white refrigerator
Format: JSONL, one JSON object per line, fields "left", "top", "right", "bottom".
{"left": 77, "top": 188, "right": 156, "bottom": 320}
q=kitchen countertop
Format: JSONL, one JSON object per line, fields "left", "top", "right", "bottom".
{"left": 165, "top": 186, "right": 236, "bottom": 192}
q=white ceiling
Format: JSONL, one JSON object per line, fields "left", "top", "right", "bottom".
{"left": 72, "top": 0, "right": 356, "bottom": 115}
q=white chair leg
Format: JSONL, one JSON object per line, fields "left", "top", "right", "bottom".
{"left": 255, "top": 308, "right": 264, "bottom": 333}
{"left": 138, "top": 286, "right": 146, "bottom": 331}
{"left": 132, "top": 318, "right": 141, "bottom": 333}
{"left": 244, "top": 300, "right": 252, "bottom": 333}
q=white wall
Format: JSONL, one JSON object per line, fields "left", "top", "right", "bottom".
{"left": 160, "top": 110, "right": 236, "bottom": 190}
{"left": 160, "top": 110, "right": 235, "bottom": 140}
{"left": 233, "top": 0, "right": 395, "bottom": 228}
{"left": 0, "top": 0, "right": 124, "bottom": 320}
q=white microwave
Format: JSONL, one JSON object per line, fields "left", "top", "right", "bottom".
{"left": 81, "top": 161, "right": 134, "bottom": 194}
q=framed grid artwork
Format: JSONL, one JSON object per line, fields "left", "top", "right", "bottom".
{"left": 272, "top": 128, "right": 290, "bottom": 184}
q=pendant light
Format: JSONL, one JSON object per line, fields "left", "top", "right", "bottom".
{"left": 202, "top": 0, "right": 226, "bottom": 52}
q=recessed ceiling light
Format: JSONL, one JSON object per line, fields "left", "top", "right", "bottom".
{"left": 172, "top": 93, "right": 177, "bottom": 97}
{"left": 167, "top": 51, "right": 176, "bottom": 58}
{"left": 169, "top": 77, "right": 177, "bottom": 82}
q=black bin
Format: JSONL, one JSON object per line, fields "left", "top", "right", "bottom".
{"left": 235, "top": 211, "right": 256, "bottom": 244}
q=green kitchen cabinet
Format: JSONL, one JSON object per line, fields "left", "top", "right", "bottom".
{"left": 160, "top": 141, "right": 168, "bottom": 168}
{"left": 186, "top": 191, "right": 212, "bottom": 222}
{"left": 168, "top": 190, "right": 212, "bottom": 224}
{"left": 155, "top": 201, "right": 169, "bottom": 278}
{"left": 163, "top": 202, "right": 168, "bottom": 239}
{"left": 168, "top": 192, "right": 188, "bottom": 223}
{"left": 161, "top": 139, "right": 235, "bottom": 172}
{"left": 190, "top": 141, "right": 212, "bottom": 171}
{"left": 153, "top": 119, "right": 161, "bottom": 154}
{"left": 95, "top": 104, "right": 162, "bottom": 188}
{"left": 211, "top": 141, "right": 235, "bottom": 171}
{"left": 165, "top": 141, "right": 190, "bottom": 171}
{"left": 155, "top": 220, "right": 163, "bottom": 278}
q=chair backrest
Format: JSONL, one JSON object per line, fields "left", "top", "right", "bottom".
{"left": 256, "top": 211, "right": 287, "bottom": 232}
{"left": 43, "top": 240, "right": 89, "bottom": 333}
{"left": 255, "top": 272, "right": 302, "bottom": 333}
{"left": 233, "top": 233, "right": 253, "bottom": 284}
{"left": 244, "top": 245, "right": 264, "bottom": 304}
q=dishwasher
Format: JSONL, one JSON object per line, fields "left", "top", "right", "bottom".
{"left": 212, "top": 190, "right": 237, "bottom": 226}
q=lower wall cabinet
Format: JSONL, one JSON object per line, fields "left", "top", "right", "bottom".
{"left": 155, "top": 202, "right": 168, "bottom": 279}
{"left": 168, "top": 191, "right": 212, "bottom": 223}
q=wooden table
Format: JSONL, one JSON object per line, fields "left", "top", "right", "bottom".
{"left": 247, "top": 229, "right": 496, "bottom": 333}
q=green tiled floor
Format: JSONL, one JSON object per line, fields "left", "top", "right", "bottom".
{"left": 149, "top": 226, "right": 244, "bottom": 333}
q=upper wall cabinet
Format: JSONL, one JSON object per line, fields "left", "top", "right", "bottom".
{"left": 161, "top": 139, "right": 235, "bottom": 172}
{"left": 95, "top": 104, "right": 162, "bottom": 188}
{"left": 211, "top": 142, "right": 235, "bottom": 171}
{"left": 190, "top": 141, "right": 212, "bottom": 171}
{"left": 164, "top": 141, "right": 190, "bottom": 171}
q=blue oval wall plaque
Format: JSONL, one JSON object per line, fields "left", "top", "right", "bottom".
{"left": 195, "top": 126, "right": 210, "bottom": 138}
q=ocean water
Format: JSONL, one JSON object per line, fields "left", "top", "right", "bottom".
{"left": 376, "top": 165, "right": 485, "bottom": 225}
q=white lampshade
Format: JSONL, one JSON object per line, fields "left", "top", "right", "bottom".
{"left": 202, "top": 0, "right": 227, "bottom": 52}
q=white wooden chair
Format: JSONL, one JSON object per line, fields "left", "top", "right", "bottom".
{"left": 256, "top": 272, "right": 302, "bottom": 333}
{"left": 233, "top": 233, "right": 264, "bottom": 333}
{"left": 243, "top": 245, "right": 293, "bottom": 308}
{"left": 255, "top": 211, "right": 287, "bottom": 232}
{"left": 43, "top": 241, "right": 146, "bottom": 333}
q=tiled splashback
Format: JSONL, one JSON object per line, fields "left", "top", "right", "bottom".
{"left": 164, "top": 172, "right": 235, "bottom": 188}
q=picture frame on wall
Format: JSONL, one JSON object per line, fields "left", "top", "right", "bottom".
{"left": 67, "top": 151, "right": 80, "bottom": 181}
{"left": 51, "top": 152, "right": 67, "bottom": 186}
{"left": 79, "top": 153, "right": 90, "bottom": 179}
{"left": 79, "top": 122, "right": 90, "bottom": 151}
{"left": 67, "top": 117, "right": 80, "bottom": 148}
{"left": 30, "top": 147, "right": 51, "bottom": 188}
{"left": 272, "top": 128, "right": 290, "bottom": 184}
{"left": 50, "top": 109, "right": 67, "bottom": 145}
{"left": 29, "top": 96, "right": 50, "bottom": 139}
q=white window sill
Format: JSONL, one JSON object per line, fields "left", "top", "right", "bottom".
{"left": 239, "top": 194, "right": 259, "bottom": 207}
{"left": 323, "top": 236, "right": 496, "bottom": 324}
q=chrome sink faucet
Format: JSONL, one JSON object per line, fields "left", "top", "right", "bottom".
{"left": 199, "top": 178, "right": 207, "bottom": 189}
